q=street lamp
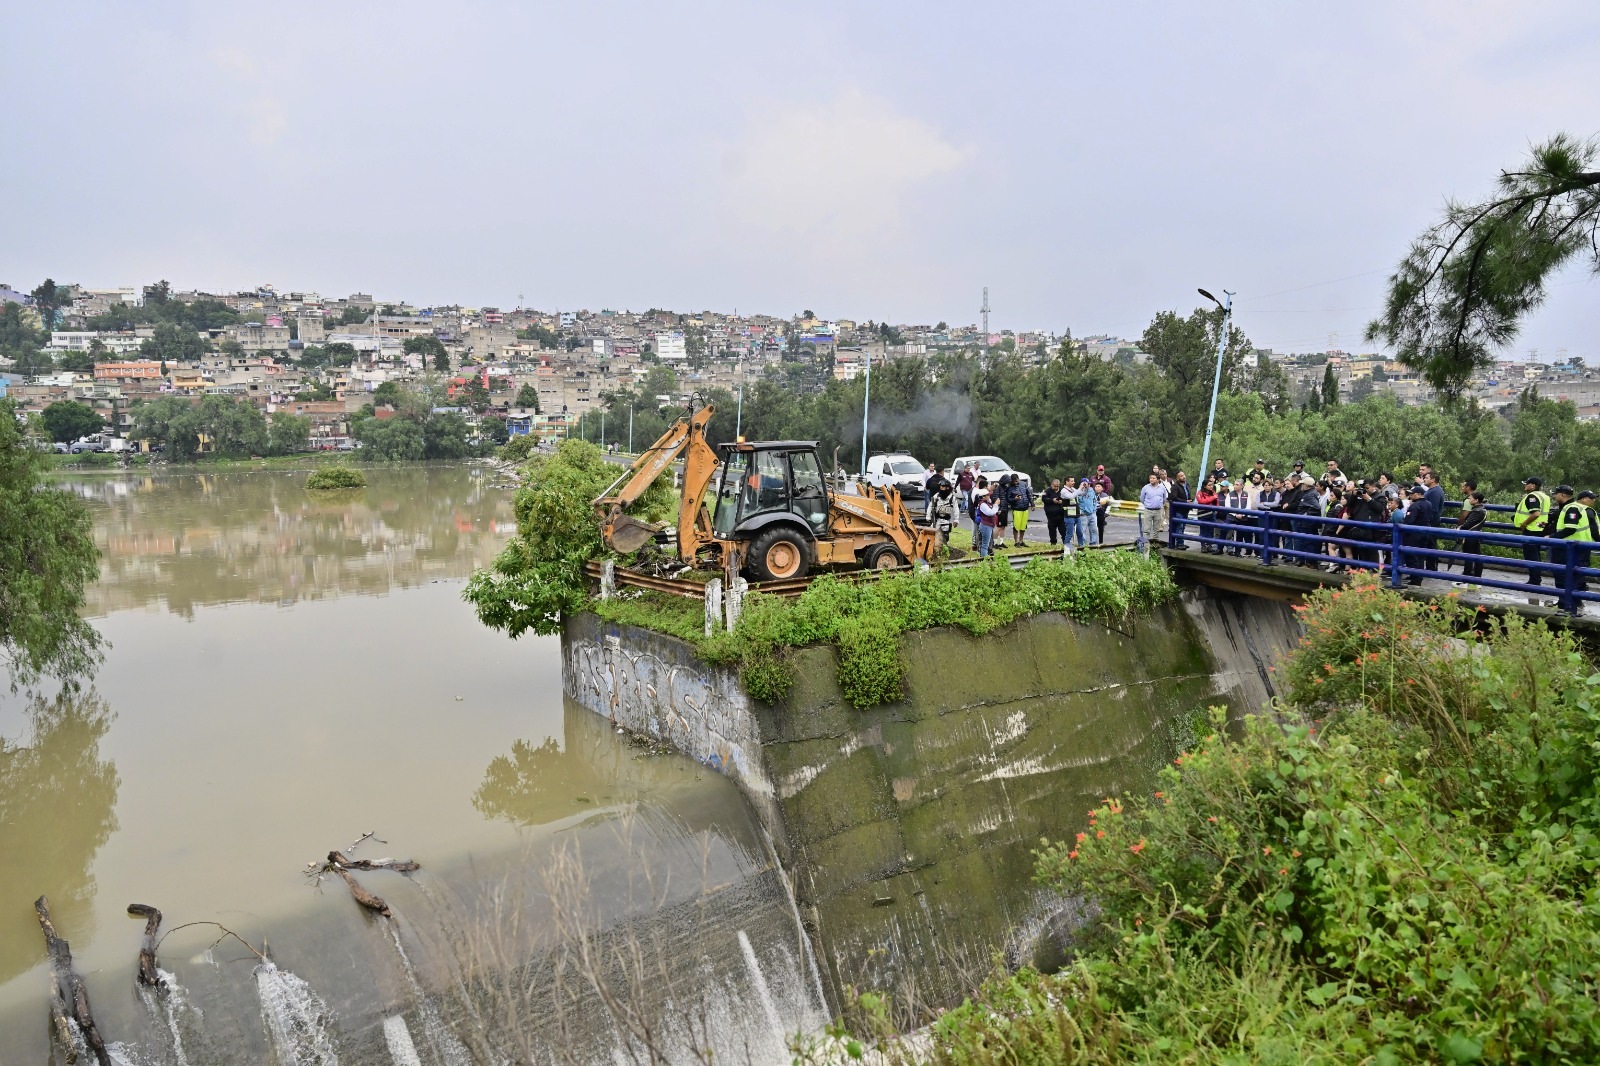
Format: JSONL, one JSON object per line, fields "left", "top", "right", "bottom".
{"left": 860, "top": 349, "right": 872, "bottom": 476}
{"left": 1196, "top": 288, "right": 1234, "bottom": 482}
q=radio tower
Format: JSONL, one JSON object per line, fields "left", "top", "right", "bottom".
{"left": 980, "top": 287, "right": 991, "bottom": 342}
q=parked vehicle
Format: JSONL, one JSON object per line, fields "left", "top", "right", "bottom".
{"left": 70, "top": 435, "right": 108, "bottom": 454}
{"left": 951, "top": 455, "right": 1032, "bottom": 494}
{"left": 862, "top": 453, "right": 927, "bottom": 501}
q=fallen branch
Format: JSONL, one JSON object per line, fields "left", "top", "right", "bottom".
{"left": 328, "top": 862, "right": 393, "bottom": 917}
{"left": 35, "top": 896, "right": 112, "bottom": 1066}
{"left": 328, "top": 850, "right": 420, "bottom": 873}
{"left": 127, "top": 904, "right": 164, "bottom": 988}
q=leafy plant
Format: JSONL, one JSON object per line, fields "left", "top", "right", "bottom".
{"left": 305, "top": 465, "right": 367, "bottom": 489}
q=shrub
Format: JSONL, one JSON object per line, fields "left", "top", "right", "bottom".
{"left": 305, "top": 465, "right": 367, "bottom": 489}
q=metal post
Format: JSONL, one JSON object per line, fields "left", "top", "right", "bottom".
{"left": 1196, "top": 290, "right": 1234, "bottom": 483}
{"left": 1561, "top": 542, "right": 1579, "bottom": 614}
{"left": 628, "top": 405, "right": 634, "bottom": 454}
{"left": 1389, "top": 521, "right": 1404, "bottom": 590}
{"left": 735, "top": 352, "right": 744, "bottom": 439}
{"left": 600, "top": 408, "right": 605, "bottom": 450}
{"left": 1260, "top": 512, "right": 1275, "bottom": 566}
{"left": 860, "top": 350, "right": 872, "bottom": 475}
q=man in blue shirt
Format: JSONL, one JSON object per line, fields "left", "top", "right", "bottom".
{"left": 1138, "top": 472, "right": 1169, "bottom": 555}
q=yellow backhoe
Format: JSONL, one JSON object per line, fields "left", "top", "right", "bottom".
{"left": 593, "top": 403, "right": 937, "bottom": 582}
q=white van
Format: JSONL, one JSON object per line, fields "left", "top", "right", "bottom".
{"left": 863, "top": 453, "right": 928, "bottom": 500}
{"left": 951, "top": 455, "right": 1032, "bottom": 494}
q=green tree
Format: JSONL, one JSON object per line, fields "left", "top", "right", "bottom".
{"left": 12, "top": 348, "right": 54, "bottom": 377}
{"left": 1320, "top": 362, "right": 1340, "bottom": 407}
{"left": 433, "top": 349, "right": 450, "bottom": 373}
{"left": 268, "top": 411, "right": 310, "bottom": 455}
{"left": 354, "top": 415, "right": 427, "bottom": 460}
{"left": 336, "top": 305, "right": 369, "bottom": 326}
{"left": 516, "top": 324, "right": 560, "bottom": 348}
{"left": 404, "top": 335, "right": 447, "bottom": 363}
{"left": 142, "top": 280, "right": 171, "bottom": 305}
{"left": 372, "top": 380, "right": 403, "bottom": 408}
{"left": 1369, "top": 133, "right": 1600, "bottom": 394}
{"left": 0, "top": 398, "right": 103, "bottom": 686}
{"left": 515, "top": 383, "right": 541, "bottom": 412}
{"left": 1139, "top": 306, "right": 1256, "bottom": 443}
{"left": 41, "top": 401, "right": 104, "bottom": 443}
{"left": 458, "top": 375, "right": 490, "bottom": 414}
{"left": 139, "top": 322, "right": 208, "bottom": 363}
{"left": 30, "top": 279, "right": 64, "bottom": 330}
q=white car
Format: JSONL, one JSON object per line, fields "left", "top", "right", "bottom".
{"left": 951, "top": 455, "right": 1032, "bottom": 494}
{"left": 863, "top": 453, "right": 928, "bottom": 500}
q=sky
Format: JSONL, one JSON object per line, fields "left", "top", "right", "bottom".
{"left": 3, "top": 1, "right": 1598, "bottom": 356}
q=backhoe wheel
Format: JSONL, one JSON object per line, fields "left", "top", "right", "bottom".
{"left": 749, "top": 528, "right": 811, "bottom": 582}
{"left": 864, "top": 544, "right": 907, "bottom": 571}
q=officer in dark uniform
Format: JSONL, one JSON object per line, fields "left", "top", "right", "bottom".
{"left": 1551, "top": 486, "right": 1598, "bottom": 593}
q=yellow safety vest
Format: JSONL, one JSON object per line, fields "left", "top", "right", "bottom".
{"left": 1556, "top": 502, "right": 1598, "bottom": 542}
{"left": 1516, "top": 491, "right": 1551, "bottom": 533}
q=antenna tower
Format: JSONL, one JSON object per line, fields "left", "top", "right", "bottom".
{"left": 980, "top": 287, "right": 990, "bottom": 341}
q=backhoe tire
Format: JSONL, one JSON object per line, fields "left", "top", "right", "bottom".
{"left": 748, "top": 528, "right": 811, "bottom": 583}
{"left": 863, "top": 544, "right": 907, "bottom": 571}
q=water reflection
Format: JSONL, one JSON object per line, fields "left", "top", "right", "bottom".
{"left": 56, "top": 466, "right": 516, "bottom": 617}
{"left": 0, "top": 689, "right": 119, "bottom": 986}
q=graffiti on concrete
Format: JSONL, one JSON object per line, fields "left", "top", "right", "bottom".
{"left": 565, "top": 631, "right": 774, "bottom": 801}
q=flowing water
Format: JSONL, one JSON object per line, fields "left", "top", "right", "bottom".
{"left": 0, "top": 466, "right": 827, "bottom": 1064}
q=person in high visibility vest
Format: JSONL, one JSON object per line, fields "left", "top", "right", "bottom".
{"left": 1552, "top": 486, "right": 1599, "bottom": 593}
{"left": 1515, "top": 476, "right": 1552, "bottom": 585}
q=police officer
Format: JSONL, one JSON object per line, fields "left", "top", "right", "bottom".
{"left": 1514, "top": 476, "right": 1552, "bottom": 585}
{"left": 1551, "top": 486, "right": 1598, "bottom": 592}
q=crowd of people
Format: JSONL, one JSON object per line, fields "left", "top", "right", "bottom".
{"left": 1176, "top": 459, "right": 1600, "bottom": 594}
{"left": 905, "top": 455, "right": 1600, "bottom": 596}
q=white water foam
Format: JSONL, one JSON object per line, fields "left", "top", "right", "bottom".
{"left": 255, "top": 961, "right": 340, "bottom": 1066}
{"left": 738, "top": 929, "right": 788, "bottom": 1042}
{"left": 383, "top": 922, "right": 472, "bottom": 1066}
{"left": 381, "top": 1015, "right": 423, "bottom": 1066}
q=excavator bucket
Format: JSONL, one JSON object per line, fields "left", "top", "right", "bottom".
{"left": 603, "top": 513, "right": 661, "bottom": 554}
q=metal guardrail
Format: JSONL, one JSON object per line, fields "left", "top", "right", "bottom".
{"left": 1172, "top": 501, "right": 1598, "bottom": 614}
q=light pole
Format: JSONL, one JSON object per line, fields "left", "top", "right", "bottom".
{"left": 735, "top": 351, "right": 745, "bottom": 439}
{"left": 628, "top": 404, "right": 634, "bottom": 454}
{"left": 1196, "top": 288, "right": 1234, "bottom": 482}
{"left": 600, "top": 407, "right": 605, "bottom": 450}
{"left": 859, "top": 349, "right": 872, "bottom": 475}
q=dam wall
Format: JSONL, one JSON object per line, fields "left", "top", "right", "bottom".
{"left": 561, "top": 586, "right": 1302, "bottom": 1006}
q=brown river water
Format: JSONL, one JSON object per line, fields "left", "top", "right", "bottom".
{"left": 0, "top": 467, "right": 825, "bottom": 1065}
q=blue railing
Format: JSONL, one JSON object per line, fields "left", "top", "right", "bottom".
{"left": 1169, "top": 501, "right": 1600, "bottom": 615}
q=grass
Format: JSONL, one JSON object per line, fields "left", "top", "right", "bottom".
{"left": 593, "top": 550, "right": 1178, "bottom": 709}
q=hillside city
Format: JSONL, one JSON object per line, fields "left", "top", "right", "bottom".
{"left": 1, "top": 278, "right": 1596, "bottom": 456}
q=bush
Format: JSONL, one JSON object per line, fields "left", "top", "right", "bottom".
{"left": 700, "top": 551, "right": 1176, "bottom": 708}
{"left": 986, "top": 579, "right": 1600, "bottom": 1064}
{"left": 499, "top": 434, "right": 538, "bottom": 462}
{"left": 305, "top": 465, "right": 367, "bottom": 489}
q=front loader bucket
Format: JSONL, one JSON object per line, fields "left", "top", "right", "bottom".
{"left": 604, "top": 513, "right": 661, "bottom": 554}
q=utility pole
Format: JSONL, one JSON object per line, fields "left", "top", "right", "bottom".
{"left": 860, "top": 350, "right": 872, "bottom": 475}
{"left": 980, "top": 287, "right": 990, "bottom": 346}
{"left": 1196, "top": 288, "right": 1234, "bottom": 482}
{"left": 735, "top": 350, "right": 745, "bottom": 439}
{"left": 628, "top": 404, "right": 634, "bottom": 453}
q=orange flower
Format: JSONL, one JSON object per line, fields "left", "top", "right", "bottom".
{"left": 1096, "top": 830, "right": 1106, "bottom": 839}
{"left": 1278, "top": 867, "right": 1288, "bottom": 876}
{"left": 1075, "top": 832, "right": 1087, "bottom": 844}
{"left": 1068, "top": 850, "right": 1078, "bottom": 860}
{"left": 1129, "top": 839, "right": 1146, "bottom": 854}
{"left": 1263, "top": 846, "right": 1273, "bottom": 856}
{"left": 1154, "top": 791, "right": 1164, "bottom": 799}
{"left": 1207, "top": 815, "right": 1218, "bottom": 823}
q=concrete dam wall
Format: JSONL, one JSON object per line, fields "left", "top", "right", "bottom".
{"left": 561, "top": 587, "right": 1302, "bottom": 1008}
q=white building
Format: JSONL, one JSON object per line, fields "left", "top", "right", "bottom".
{"left": 49, "top": 331, "right": 145, "bottom": 354}
{"left": 655, "top": 331, "right": 687, "bottom": 362}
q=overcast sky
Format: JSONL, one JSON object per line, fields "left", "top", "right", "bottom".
{"left": 4, "top": 1, "right": 1597, "bottom": 355}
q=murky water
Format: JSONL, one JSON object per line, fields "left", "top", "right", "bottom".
{"left": 0, "top": 467, "right": 824, "bottom": 1064}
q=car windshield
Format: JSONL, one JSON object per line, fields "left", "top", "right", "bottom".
{"left": 976, "top": 457, "right": 1008, "bottom": 472}
{"left": 889, "top": 461, "right": 922, "bottom": 475}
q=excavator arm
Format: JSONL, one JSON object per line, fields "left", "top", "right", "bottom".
{"left": 593, "top": 404, "right": 721, "bottom": 559}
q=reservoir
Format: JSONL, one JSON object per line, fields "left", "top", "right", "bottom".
{"left": 0, "top": 466, "right": 825, "bottom": 1064}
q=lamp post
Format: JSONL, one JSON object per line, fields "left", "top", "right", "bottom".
{"left": 1196, "top": 288, "right": 1234, "bottom": 483}
{"left": 735, "top": 351, "right": 745, "bottom": 439}
{"left": 628, "top": 404, "right": 634, "bottom": 454}
{"left": 860, "top": 349, "right": 872, "bottom": 475}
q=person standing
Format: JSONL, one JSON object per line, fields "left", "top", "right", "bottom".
{"left": 1137, "top": 472, "right": 1169, "bottom": 555}
{"left": 1168, "top": 470, "right": 1192, "bottom": 550}
{"left": 956, "top": 465, "right": 975, "bottom": 521}
{"left": 1042, "top": 478, "right": 1068, "bottom": 547}
{"left": 974, "top": 488, "right": 998, "bottom": 558}
{"left": 1420, "top": 471, "right": 1446, "bottom": 573}
{"left": 1095, "top": 482, "right": 1112, "bottom": 544}
{"left": 993, "top": 475, "right": 1012, "bottom": 548}
{"left": 1195, "top": 476, "right": 1221, "bottom": 553}
{"left": 1454, "top": 490, "right": 1488, "bottom": 586}
{"left": 1076, "top": 477, "right": 1099, "bottom": 546}
{"left": 1514, "top": 476, "right": 1552, "bottom": 585}
{"left": 1089, "top": 465, "right": 1114, "bottom": 497}
{"left": 928, "top": 480, "right": 957, "bottom": 550}
{"left": 1008, "top": 473, "right": 1033, "bottom": 547}
{"left": 1401, "top": 483, "right": 1436, "bottom": 585}
{"left": 1549, "top": 485, "right": 1582, "bottom": 590}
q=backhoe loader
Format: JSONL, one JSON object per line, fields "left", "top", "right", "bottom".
{"left": 593, "top": 403, "right": 937, "bottom": 582}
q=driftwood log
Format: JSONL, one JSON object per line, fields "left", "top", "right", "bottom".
{"left": 327, "top": 863, "right": 393, "bottom": 917}
{"left": 126, "top": 904, "right": 164, "bottom": 987}
{"left": 328, "top": 851, "right": 420, "bottom": 873}
{"left": 35, "top": 896, "right": 112, "bottom": 1066}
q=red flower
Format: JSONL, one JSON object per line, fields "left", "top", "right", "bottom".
{"left": 1278, "top": 867, "right": 1288, "bottom": 876}
{"left": 1263, "top": 846, "right": 1273, "bottom": 856}
{"left": 1096, "top": 830, "right": 1105, "bottom": 839}
{"left": 1207, "top": 815, "right": 1218, "bottom": 823}
{"left": 1075, "top": 831, "right": 1087, "bottom": 844}
{"left": 1129, "top": 839, "right": 1146, "bottom": 854}
{"left": 1067, "top": 850, "right": 1078, "bottom": 860}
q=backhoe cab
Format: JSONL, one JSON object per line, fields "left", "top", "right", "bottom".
{"left": 593, "top": 402, "right": 936, "bottom": 583}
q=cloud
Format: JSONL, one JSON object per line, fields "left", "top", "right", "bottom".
{"left": 209, "top": 46, "right": 288, "bottom": 146}
{"left": 717, "top": 89, "right": 969, "bottom": 237}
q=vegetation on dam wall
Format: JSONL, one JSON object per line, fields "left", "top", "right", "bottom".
{"left": 838, "top": 579, "right": 1600, "bottom": 1064}
{"left": 590, "top": 550, "right": 1178, "bottom": 710}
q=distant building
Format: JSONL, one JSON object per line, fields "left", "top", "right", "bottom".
{"left": 226, "top": 322, "right": 291, "bottom": 354}
{"left": 94, "top": 361, "right": 164, "bottom": 381}
{"left": 298, "top": 313, "right": 326, "bottom": 344}
{"left": 655, "top": 331, "right": 687, "bottom": 363}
